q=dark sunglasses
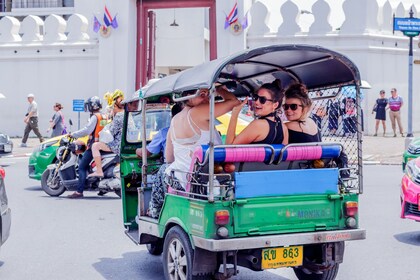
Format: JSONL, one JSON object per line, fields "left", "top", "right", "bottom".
{"left": 252, "top": 94, "right": 274, "bottom": 104}
{"left": 282, "top": 103, "right": 303, "bottom": 111}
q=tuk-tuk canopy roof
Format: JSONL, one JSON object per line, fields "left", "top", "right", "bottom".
{"left": 143, "top": 44, "right": 361, "bottom": 98}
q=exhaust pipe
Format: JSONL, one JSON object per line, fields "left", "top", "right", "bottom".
{"left": 237, "top": 253, "right": 260, "bottom": 271}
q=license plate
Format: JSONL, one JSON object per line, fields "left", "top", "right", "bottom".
{"left": 261, "top": 246, "right": 303, "bottom": 269}
{"left": 3, "top": 144, "right": 11, "bottom": 152}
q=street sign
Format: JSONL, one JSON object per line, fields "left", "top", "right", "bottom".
{"left": 403, "top": 31, "right": 420, "bottom": 37}
{"left": 394, "top": 17, "right": 420, "bottom": 32}
{"left": 72, "top": 99, "right": 85, "bottom": 112}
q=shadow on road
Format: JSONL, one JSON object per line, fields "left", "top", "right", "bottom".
{"left": 93, "top": 251, "right": 164, "bottom": 280}
{"left": 93, "top": 251, "right": 292, "bottom": 280}
{"left": 24, "top": 185, "right": 41, "bottom": 191}
{"left": 36, "top": 193, "right": 121, "bottom": 200}
{"left": 394, "top": 231, "right": 420, "bottom": 246}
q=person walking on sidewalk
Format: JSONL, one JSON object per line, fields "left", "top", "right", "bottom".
{"left": 372, "top": 90, "right": 387, "bottom": 136}
{"left": 21, "top": 93, "right": 44, "bottom": 147}
{"left": 47, "top": 103, "right": 66, "bottom": 137}
{"left": 388, "top": 88, "right": 404, "bottom": 137}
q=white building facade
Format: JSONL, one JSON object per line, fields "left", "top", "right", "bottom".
{"left": 0, "top": 0, "right": 419, "bottom": 136}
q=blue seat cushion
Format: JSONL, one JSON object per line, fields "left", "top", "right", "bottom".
{"left": 235, "top": 168, "right": 339, "bottom": 199}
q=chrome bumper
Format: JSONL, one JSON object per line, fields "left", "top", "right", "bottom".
{"left": 192, "top": 228, "right": 366, "bottom": 252}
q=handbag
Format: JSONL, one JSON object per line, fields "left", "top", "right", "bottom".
{"left": 99, "top": 124, "right": 114, "bottom": 143}
{"left": 372, "top": 102, "right": 378, "bottom": 113}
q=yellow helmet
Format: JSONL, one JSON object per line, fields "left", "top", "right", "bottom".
{"left": 104, "top": 89, "right": 124, "bottom": 106}
{"left": 112, "top": 89, "right": 124, "bottom": 103}
{"left": 103, "top": 92, "right": 113, "bottom": 106}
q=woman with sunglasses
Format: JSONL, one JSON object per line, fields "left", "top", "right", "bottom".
{"left": 226, "top": 81, "right": 288, "bottom": 145}
{"left": 283, "top": 83, "right": 321, "bottom": 143}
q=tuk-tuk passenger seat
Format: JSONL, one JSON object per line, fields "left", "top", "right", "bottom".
{"left": 188, "top": 143, "right": 343, "bottom": 198}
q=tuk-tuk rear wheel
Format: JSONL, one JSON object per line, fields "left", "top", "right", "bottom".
{"left": 163, "top": 225, "right": 194, "bottom": 280}
{"left": 293, "top": 263, "right": 339, "bottom": 280}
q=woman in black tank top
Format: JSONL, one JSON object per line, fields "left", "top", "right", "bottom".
{"left": 283, "top": 83, "right": 321, "bottom": 143}
{"left": 226, "top": 80, "right": 288, "bottom": 145}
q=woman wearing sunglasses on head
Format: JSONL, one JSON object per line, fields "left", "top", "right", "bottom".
{"left": 226, "top": 80, "right": 288, "bottom": 145}
{"left": 283, "top": 83, "right": 321, "bottom": 143}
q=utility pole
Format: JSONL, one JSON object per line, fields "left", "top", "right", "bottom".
{"left": 393, "top": 7, "right": 418, "bottom": 138}
{"left": 407, "top": 8, "right": 414, "bottom": 137}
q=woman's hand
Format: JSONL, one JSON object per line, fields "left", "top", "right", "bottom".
{"left": 232, "top": 97, "right": 248, "bottom": 116}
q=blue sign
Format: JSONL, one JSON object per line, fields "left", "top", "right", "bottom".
{"left": 73, "top": 99, "right": 85, "bottom": 112}
{"left": 394, "top": 17, "right": 420, "bottom": 32}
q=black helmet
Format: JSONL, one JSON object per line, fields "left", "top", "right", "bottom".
{"left": 84, "top": 96, "right": 102, "bottom": 113}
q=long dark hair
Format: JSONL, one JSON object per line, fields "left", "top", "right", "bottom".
{"left": 258, "top": 79, "right": 283, "bottom": 111}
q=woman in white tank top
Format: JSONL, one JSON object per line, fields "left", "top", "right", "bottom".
{"left": 165, "top": 87, "right": 239, "bottom": 189}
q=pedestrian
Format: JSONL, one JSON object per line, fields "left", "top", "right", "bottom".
{"left": 47, "top": 103, "right": 67, "bottom": 137}
{"left": 21, "top": 93, "right": 44, "bottom": 147}
{"left": 372, "top": 90, "right": 387, "bottom": 136}
{"left": 326, "top": 94, "right": 340, "bottom": 136}
{"left": 310, "top": 91, "right": 325, "bottom": 131}
{"left": 342, "top": 97, "right": 357, "bottom": 137}
{"left": 387, "top": 88, "right": 404, "bottom": 137}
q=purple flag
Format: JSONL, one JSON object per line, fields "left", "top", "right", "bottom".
{"left": 241, "top": 11, "right": 249, "bottom": 30}
{"left": 93, "top": 16, "right": 101, "bottom": 33}
{"left": 111, "top": 15, "right": 118, "bottom": 29}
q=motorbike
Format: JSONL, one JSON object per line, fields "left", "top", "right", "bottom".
{"left": 41, "top": 136, "right": 121, "bottom": 197}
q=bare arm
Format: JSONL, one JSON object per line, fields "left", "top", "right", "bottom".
{"left": 135, "top": 148, "right": 152, "bottom": 158}
{"left": 165, "top": 129, "right": 174, "bottom": 163}
{"left": 193, "top": 87, "right": 240, "bottom": 123}
{"left": 229, "top": 120, "right": 266, "bottom": 145}
{"left": 226, "top": 98, "right": 247, "bottom": 145}
{"left": 281, "top": 123, "right": 289, "bottom": 145}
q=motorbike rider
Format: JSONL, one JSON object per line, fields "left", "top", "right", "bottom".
{"left": 67, "top": 96, "right": 106, "bottom": 199}
{"left": 88, "top": 90, "right": 125, "bottom": 179}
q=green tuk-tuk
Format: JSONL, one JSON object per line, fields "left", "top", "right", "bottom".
{"left": 120, "top": 45, "right": 366, "bottom": 280}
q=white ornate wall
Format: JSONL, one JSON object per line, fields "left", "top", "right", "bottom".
{"left": 1, "top": 0, "right": 419, "bottom": 136}
{"left": 0, "top": 0, "right": 137, "bottom": 137}
{"left": 246, "top": 0, "right": 420, "bottom": 134}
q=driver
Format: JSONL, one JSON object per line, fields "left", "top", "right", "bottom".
{"left": 67, "top": 96, "right": 105, "bottom": 199}
{"left": 135, "top": 103, "right": 183, "bottom": 160}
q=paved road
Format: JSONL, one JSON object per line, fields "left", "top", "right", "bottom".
{"left": 0, "top": 156, "right": 419, "bottom": 279}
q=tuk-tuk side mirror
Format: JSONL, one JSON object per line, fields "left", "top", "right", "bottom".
{"left": 69, "top": 119, "right": 73, "bottom": 126}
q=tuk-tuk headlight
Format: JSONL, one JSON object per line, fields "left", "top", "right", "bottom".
{"left": 407, "top": 143, "right": 420, "bottom": 154}
{"left": 34, "top": 140, "right": 58, "bottom": 153}
{"left": 56, "top": 146, "right": 67, "bottom": 161}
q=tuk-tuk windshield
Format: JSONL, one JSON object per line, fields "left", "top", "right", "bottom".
{"left": 126, "top": 109, "right": 171, "bottom": 143}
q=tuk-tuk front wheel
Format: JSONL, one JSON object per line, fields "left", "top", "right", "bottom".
{"left": 163, "top": 225, "right": 194, "bottom": 280}
{"left": 293, "top": 263, "right": 339, "bottom": 280}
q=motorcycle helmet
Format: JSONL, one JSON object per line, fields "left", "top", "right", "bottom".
{"left": 84, "top": 96, "right": 102, "bottom": 113}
